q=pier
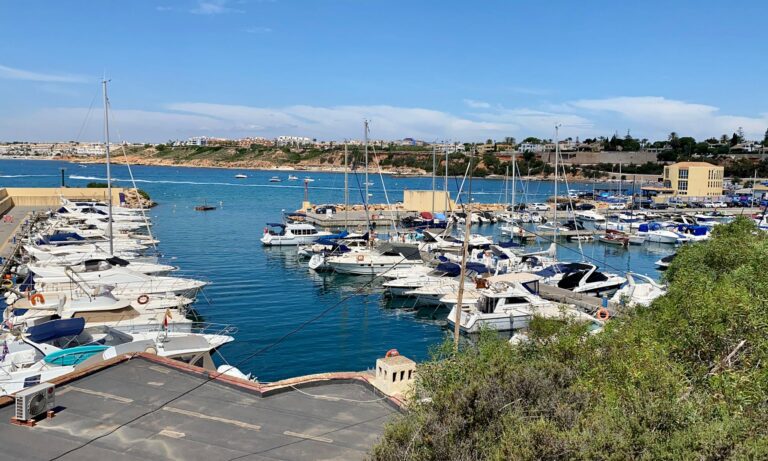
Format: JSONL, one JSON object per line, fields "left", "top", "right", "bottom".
{"left": 537, "top": 284, "right": 621, "bottom": 316}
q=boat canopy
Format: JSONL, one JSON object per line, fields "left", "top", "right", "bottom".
{"left": 434, "top": 262, "right": 461, "bottom": 276}
{"left": 27, "top": 318, "right": 86, "bottom": 343}
{"left": 265, "top": 222, "right": 286, "bottom": 228}
{"left": 420, "top": 211, "right": 433, "bottom": 220}
{"left": 497, "top": 240, "right": 523, "bottom": 248}
{"left": 43, "top": 232, "right": 86, "bottom": 243}
{"left": 466, "top": 262, "right": 492, "bottom": 274}
{"left": 43, "top": 345, "right": 109, "bottom": 366}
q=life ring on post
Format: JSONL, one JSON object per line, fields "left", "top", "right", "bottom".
{"left": 356, "top": 255, "right": 365, "bottom": 262}
{"left": 385, "top": 349, "right": 399, "bottom": 358}
{"left": 137, "top": 294, "right": 150, "bottom": 305}
{"left": 596, "top": 308, "right": 610, "bottom": 321}
{"left": 29, "top": 293, "right": 45, "bottom": 306}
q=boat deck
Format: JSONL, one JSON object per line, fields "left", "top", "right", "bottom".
{"left": 537, "top": 284, "right": 620, "bottom": 315}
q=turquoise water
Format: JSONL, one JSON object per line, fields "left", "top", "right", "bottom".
{"left": 0, "top": 159, "right": 673, "bottom": 381}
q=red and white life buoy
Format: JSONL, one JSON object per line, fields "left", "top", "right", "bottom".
{"left": 385, "top": 349, "right": 400, "bottom": 358}
{"left": 29, "top": 293, "right": 45, "bottom": 306}
{"left": 137, "top": 294, "right": 150, "bottom": 305}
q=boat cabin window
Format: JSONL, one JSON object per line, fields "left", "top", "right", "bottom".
{"left": 478, "top": 296, "right": 496, "bottom": 314}
{"left": 586, "top": 271, "right": 609, "bottom": 283}
{"left": 504, "top": 296, "right": 530, "bottom": 305}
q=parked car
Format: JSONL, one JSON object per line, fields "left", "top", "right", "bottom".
{"left": 315, "top": 205, "right": 337, "bottom": 214}
{"left": 649, "top": 202, "right": 670, "bottom": 210}
{"left": 508, "top": 203, "right": 527, "bottom": 211}
{"left": 704, "top": 201, "right": 728, "bottom": 208}
{"left": 608, "top": 203, "right": 626, "bottom": 210}
{"left": 574, "top": 203, "right": 595, "bottom": 211}
{"left": 528, "top": 203, "right": 550, "bottom": 211}
{"left": 556, "top": 202, "right": 574, "bottom": 211}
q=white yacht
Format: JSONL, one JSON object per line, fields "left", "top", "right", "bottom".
{"left": 260, "top": 222, "right": 331, "bottom": 246}
{"left": 636, "top": 223, "right": 684, "bottom": 244}
{"left": 383, "top": 262, "right": 462, "bottom": 297}
{"left": 26, "top": 257, "right": 176, "bottom": 277}
{"left": 446, "top": 274, "right": 561, "bottom": 333}
{"left": 31, "top": 267, "right": 207, "bottom": 297}
{"left": 610, "top": 273, "right": 666, "bottom": 307}
{"left": 325, "top": 244, "right": 424, "bottom": 275}
{"left": 574, "top": 210, "right": 606, "bottom": 223}
{"left": 0, "top": 318, "right": 233, "bottom": 396}
{"left": 537, "top": 262, "right": 626, "bottom": 296}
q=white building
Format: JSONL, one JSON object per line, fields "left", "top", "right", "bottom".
{"left": 276, "top": 136, "right": 313, "bottom": 147}
{"left": 517, "top": 142, "right": 545, "bottom": 153}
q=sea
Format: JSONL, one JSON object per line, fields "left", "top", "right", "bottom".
{"left": 0, "top": 159, "right": 674, "bottom": 381}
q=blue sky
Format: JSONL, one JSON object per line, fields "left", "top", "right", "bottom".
{"left": 1, "top": 0, "right": 767, "bottom": 142}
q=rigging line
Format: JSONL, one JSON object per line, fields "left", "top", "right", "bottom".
{"left": 48, "top": 249, "right": 420, "bottom": 461}
{"left": 368, "top": 144, "right": 398, "bottom": 235}
{"left": 513, "top": 223, "right": 641, "bottom": 277}
{"left": 74, "top": 84, "right": 100, "bottom": 144}
{"left": 105, "top": 100, "right": 158, "bottom": 250}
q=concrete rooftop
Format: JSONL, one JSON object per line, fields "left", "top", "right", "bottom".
{"left": 0, "top": 356, "right": 398, "bottom": 461}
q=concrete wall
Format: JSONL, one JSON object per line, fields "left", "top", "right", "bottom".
{"left": 539, "top": 151, "right": 660, "bottom": 165}
{"left": 403, "top": 190, "right": 455, "bottom": 212}
{"left": 2, "top": 187, "right": 125, "bottom": 207}
{"left": 0, "top": 189, "right": 12, "bottom": 215}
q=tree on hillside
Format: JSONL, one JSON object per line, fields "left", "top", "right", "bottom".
{"left": 372, "top": 218, "right": 768, "bottom": 461}
{"left": 522, "top": 137, "right": 541, "bottom": 144}
{"left": 763, "top": 128, "right": 768, "bottom": 146}
{"left": 731, "top": 132, "right": 741, "bottom": 146}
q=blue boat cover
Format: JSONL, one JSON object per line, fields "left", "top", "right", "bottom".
{"left": 649, "top": 222, "right": 662, "bottom": 231}
{"left": 466, "top": 262, "right": 492, "bottom": 274}
{"left": 638, "top": 223, "right": 649, "bottom": 232}
{"left": 497, "top": 240, "right": 523, "bottom": 248}
{"left": 45, "top": 232, "right": 85, "bottom": 242}
{"left": 43, "top": 345, "right": 109, "bottom": 366}
{"left": 433, "top": 213, "right": 447, "bottom": 220}
{"left": 265, "top": 223, "right": 286, "bottom": 228}
{"left": 435, "top": 262, "right": 461, "bottom": 276}
{"left": 27, "top": 318, "right": 86, "bottom": 343}
{"left": 535, "top": 263, "right": 578, "bottom": 278}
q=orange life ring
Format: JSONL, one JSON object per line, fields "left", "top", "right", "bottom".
{"left": 385, "top": 349, "right": 399, "bottom": 358}
{"left": 356, "top": 255, "right": 365, "bottom": 262}
{"left": 137, "top": 294, "right": 150, "bottom": 305}
{"left": 596, "top": 308, "right": 610, "bottom": 321}
{"left": 29, "top": 293, "right": 45, "bottom": 306}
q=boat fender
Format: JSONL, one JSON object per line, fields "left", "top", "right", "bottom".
{"left": 596, "top": 308, "right": 611, "bottom": 321}
{"left": 356, "top": 255, "right": 365, "bottom": 262}
{"left": 385, "top": 349, "right": 399, "bottom": 358}
{"left": 29, "top": 293, "right": 45, "bottom": 306}
{"left": 137, "top": 294, "right": 150, "bottom": 305}
{"left": 0, "top": 279, "right": 12, "bottom": 289}
{"left": 144, "top": 346, "right": 158, "bottom": 355}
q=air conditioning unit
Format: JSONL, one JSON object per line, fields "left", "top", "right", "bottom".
{"left": 14, "top": 383, "right": 55, "bottom": 422}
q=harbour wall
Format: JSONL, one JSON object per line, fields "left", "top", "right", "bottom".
{"left": 1, "top": 187, "right": 126, "bottom": 207}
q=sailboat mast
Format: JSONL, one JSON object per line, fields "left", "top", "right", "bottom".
{"left": 431, "top": 143, "right": 436, "bottom": 215}
{"left": 511, "top": 151, "right": 516, "bottom": 211}
{"left": 364, "top": 120, "right": 369, "bottom": 205}
{"left": 444, "top": 146, "right": 449, "bottom": 212}
{"left": 102, "top": 79, "right": 113, "bottom": 256}
{"left": 344, "top": 142, "right": 349, "bottom": 228}
{"left": 454, "top": 148, "right": 474, "bottom": 350}
{"left": 554, "top": 124, "right": 560, "bottom": 240}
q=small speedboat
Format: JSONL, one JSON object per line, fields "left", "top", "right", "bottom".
{"left": 610, "top": 273, "right": 666, "bottom": 307}
{"left": 269, "top": 176, "right": 282, "bottom": 183}
{"left": 598, "top": 229, "right": 629, "bottom": 247}
{"left": 288, "top": 174, "right": 299, "bottom": 181}
{"left": 195, "top": 205, "right": 216, "bottom": 211}
{"left": 304, "top": 177, "right": 315, "bottom": 182}
{"left": 234, "top": 174, "right": 247, "bottom": 179}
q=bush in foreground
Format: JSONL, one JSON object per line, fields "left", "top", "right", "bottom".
{"left": 371, "top": 217, "right": 768, "bottom": 460}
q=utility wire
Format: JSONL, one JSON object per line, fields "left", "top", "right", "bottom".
{"left": 48, "top": 237, "right": 418, "bottom": 461}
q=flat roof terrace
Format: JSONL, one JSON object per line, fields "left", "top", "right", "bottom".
{"left": 0, "top": 355, "right": 398, "bottom": 461}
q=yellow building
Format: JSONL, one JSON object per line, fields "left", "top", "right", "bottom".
{"left": 662, "top": 162, "right": 724, "bottom": 197}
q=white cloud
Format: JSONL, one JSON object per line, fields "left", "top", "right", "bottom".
{"left": 463, "top": 99, "right": 491, "bottom": 109}
{"left": 0, "top": 64, "right": 89, "bottom": 83}
{"left": 190, "top": 0, "right": 242, "bottom": 15}
{"left": 567, "top": 96, "right": 768, "bottom": 139}
{"left": 3, "top": 97, "right": 767, "bottom": 143}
